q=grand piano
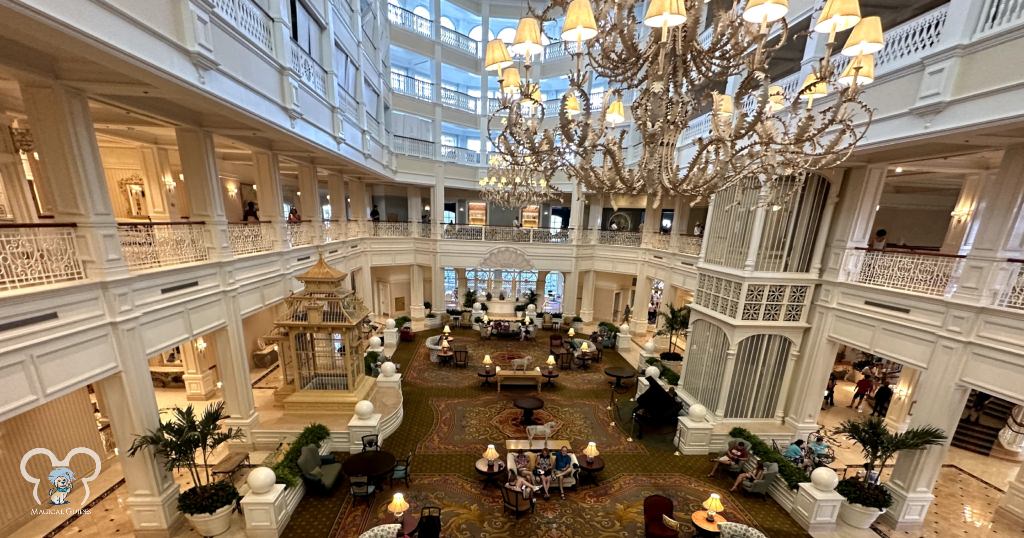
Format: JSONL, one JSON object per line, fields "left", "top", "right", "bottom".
{"left": 631, "top": 376, "right": 685, "bottom": 439}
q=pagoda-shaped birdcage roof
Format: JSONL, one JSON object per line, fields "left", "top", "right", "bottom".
{"left": 275, "top": 256, "right": 370, "bottom": 329}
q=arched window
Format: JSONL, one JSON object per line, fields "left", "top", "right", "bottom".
{"left": 544, "top": 272, "right": 564, "bottom": 312}
{"left": 468, "top": 25, "right": 493, "bottom": 42}
{"left": 496, "top": 27, "right": 516, "bottom": 44}
{"left": 725, "top": 334, "right": 794, "bottom": 419}
{"left": 439, "top": 16, "right": 455, "bottom": 30}
{"left": 412, "top": 5, "right": 430, "bottom": 19}
{"left": 681, "top": 320, "right": 731, "bottom": 410}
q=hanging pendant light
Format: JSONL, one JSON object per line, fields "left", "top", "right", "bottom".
{"left": 814, "top": 0, "right": 861, "bottom": 35}
{"left": 562, "top": 0, "right": 598, "bottom": 42}
{"left": 606, "top": 98, "right": 625, "bottom": 125}
{"left": 767, "top": 85, "right": 786, "bottom": 112}
{"left": 643, "top": 0, "right": 687, "bottom": 28}
{"left": 712, "top": 93, "right": 734, "bottom": 119}
{"left": 842, "top": 16, "right": 884, "bottom": 57}
{"left": 564, "top": 94, "right": 581, "bottom": 117}
{"left": 484, "top": 39, "right": 513, "bottom": 71}
{"left": 500, "top": 67, "right": 521, "bottom": 95}
{"left": 511, "top": 17, "right": 544, "bottom": 58}
{"left": 838, "top": 54, "right": 875, "bottom": 86}
{"left": 742, "top": 0, "right": 789, "bottom": 24}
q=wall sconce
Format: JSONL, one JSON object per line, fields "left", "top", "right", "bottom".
{"left": 178, "top": 173, "right": 185, "bottom": 183}
{"left": 424, "top": 205, "right": 431, "bottom": 211}
{"left": 950, "top": 208, "right": 973, "bottom": 222}
{"left": 195, "top": 337, "right": 207, "bottom": 353}
{"left": 226, "top": 183, "right": 238, "bottom": 198}
{"left": 252, "top": 184, "right": 257, "bottom": 191}
{"left": 296, "top": 191, "right": 302, "bottom": 196}
{"left": 895, "top": 386, "right": 909, "bottom": 400}
{"left": 163, "top": 176, "right": 176, "bottom": 192}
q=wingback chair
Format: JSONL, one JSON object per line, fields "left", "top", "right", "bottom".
{"left": 643, "top": 494, "right": 679, "bottom": 537}
{"left": 412, "top": 506, "right": 442, "bottom": 538}
{"left": 296, "top": 444, "right": 342, "bottom": 494}
{"left": 501, "top": 483, "right": 536, "bottom": 517}
{"left": 741, "top": 462, "right": 779, "bottom": 498}
{"left": 425, "top": 335, "right": 443, "bottom": 362}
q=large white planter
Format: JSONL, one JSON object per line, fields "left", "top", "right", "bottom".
{"left": 838, "top": 500, "right": 884, "bottom": 528}
{"left": 186, "top": 503, "right": 235, "bottom": 536}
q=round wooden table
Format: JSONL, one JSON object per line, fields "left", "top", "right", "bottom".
{"left": 478, "top": 367, "right": 496, "bottom": 385}
{"left": 576, "top": 351, "right": 598, "bottom": 369}
{"left": 475, "top": 457, "right": 506, "bottom": 488}
{"left": 541, "top": 369, "right": 559, "bottom": 386}
{"left": 604, "top": 366, "right": 636, "bottom": 388}
{"left": 341, "top": 450, "right": 397, "bottom": 480}
{"left": 577, "top": 455, "right": 605, "bottom": 485}
{"left": 513, "top": 396, "right": 544, "bottom": 425}
{"left": 691, "top": 510, "right": 727, "bottom": 534}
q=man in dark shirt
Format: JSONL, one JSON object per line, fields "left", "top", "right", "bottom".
{"left": 242, "top": 201, "right": 259, "bottom": 222}
{"left": 872, "top": 382, "right": 893, "bottom": 417}
{"left": 370, "top": 204, "right": 380, "bottom": 222}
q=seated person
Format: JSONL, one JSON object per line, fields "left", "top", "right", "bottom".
{"left": 708, "top": 441, "right": 749, "bottom": 477}
{"left": 784, "top": 439, "right": 812, "bottom": 469}
{"left": 809, "top": 436, "right": 829, "bottom": 458}
{"left": 533, "top": 448, "right": 553, "bottom": 499}
{"left": 506, "top": 473, "right": 539, "bottom": 498}
{"left": 731, "top": 461, "right": 765, "bottom": 492}
{"left": 553, "top": 446, "right": 575, "bottom": 499}
{"left": 514, "top": 452, "right": 530, "bottom": 477}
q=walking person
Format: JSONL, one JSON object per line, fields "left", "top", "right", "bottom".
{"left": 849, "top": 375, "right": 874, "bottom": 411}
{"left": 966, "top": 391, "right": 993, "bottom": 423}
{"left": 823, "top": 373, "right": 837, "bottom": 409}
{"left": 872, "top": 381, "right": 894, "bottom": 417}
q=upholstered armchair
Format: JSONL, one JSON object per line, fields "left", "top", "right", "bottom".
{"left": 741, "top": 462, "right": 779, "bottom": 498}
{"left": 643, "top": 494, "right": 679, "bottom": 538}
{"left": 501, "top": 483, "right": 536, "bottom": 517}
{"left": 425, "top": 335, "right": 443, "bottom": 363}
{"left": 723, "top": 438, "right": 752, "bottom": 473}
{"left": 296, "top": 444, "right": 342, "bottom": 494}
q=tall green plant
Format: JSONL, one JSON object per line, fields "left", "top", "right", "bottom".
{"left": 656, "top": 304, "right": 690, "bottom": 353}
{"left": 832, "top": 416, "right": 947, "bottom": 477}
{"left": 128, "top": 403, "right": 245, "bottom": 513}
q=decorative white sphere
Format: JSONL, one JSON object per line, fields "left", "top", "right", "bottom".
{"left": 644, "top": 366, "right": 661, "bottom": 379}
{"left": 369, "top": 336, "right": 382, "bottom": 348}
{"left": 247, "top": 466, "right": 277, "bottom": 494}
{"left": 643, "top": 339, "right": 656, "bottom": 353}
{"left": 687, "top": 404, "right": 707, "bottom": 421}
{"left": 385, "top": 318, "right": 396, "bottom": 329}
{"left": 527, "top": 304, "right": 537, "bottom": 313}
{"left": 354, "top": 400, "right": 375, "bottom": 420}
{"left": 619, "top": 322, "right": 630, "bottom": 334}
{"left": 380, "top": 361, "right": 397, "bottom": 377}
{"left": 811, "top": 467, "right": 839, "bottom": 492}
{"left": 473, "top": 302, "right": 482, "bottom": 310}
{"left": 476, "top": 293, "right": 486, "bottom": 302}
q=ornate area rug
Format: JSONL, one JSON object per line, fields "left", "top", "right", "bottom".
{"left": 330, "top": 473, "right": 762, "bottom": 537}
{"left": 418, "top": 392, "right": 646, "bottom": 455}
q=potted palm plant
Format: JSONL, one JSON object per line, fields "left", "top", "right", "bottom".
{"left": 128, "top": 403, "right": 244, "bottom": 536}
{"left": 655, "top": 304, "right": 689, "bottom": 362}
{"left": 831, "top": 417, "right": 946, "bottom": 528}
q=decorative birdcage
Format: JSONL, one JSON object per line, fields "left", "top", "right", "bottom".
{"left": 267, "top": 255, "right": 375, "bottom": 414}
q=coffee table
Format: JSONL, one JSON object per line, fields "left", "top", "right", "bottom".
{"left": 691, "top": 510, "right": 727, "bottom": 534}
{"left": 513, "top": 396, "right": 544, "bottom": 425}
{"left": 577, "top": 455, "right": 605, "bottom": 485}
{"left": 604, "top": 366, "right": 636, "bottom": 388}
{"left": 475, "top": 457, "right": 506, "bottom": 488}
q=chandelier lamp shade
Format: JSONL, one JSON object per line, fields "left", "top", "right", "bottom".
{"left": 484, "top": 39, "right": 513, "bottom": 71}
{"left": 484, "top": 0, "right": 884, "bottom": 206}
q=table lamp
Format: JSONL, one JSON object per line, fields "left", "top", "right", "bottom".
{"left": 441, "top": 339, "right": 450, "bottom": 351}
{"left": 568, "top": 327, "right": 575, "bottom": 337}
{"left": 388, "top": 492, "right": 409, "bottom": 520}
{"left": 582, "top": 441, "right": 599, "bottom": 463}
{"left": 581, "top": 341, "right": 590, "bottom": 352}
{"left": 546, "top": 354, "right": 556, "bottom": 372}
{"left": 483, "top": 444, "right": 499, "bottom": 468}
{"left": 443, "top": 324, "right": 451, "bottom": 335}
{"left": 483, "top": 354, "right": 492, "bottom": 371}
{"left": 702, "top": 493, "right": 724, "bottom": 522}
{"left": 482, "top": 314, "right": 490, "bottom": 324}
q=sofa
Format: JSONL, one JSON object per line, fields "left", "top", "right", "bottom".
{"left": 505, "top": 450, "right": 580, "bottom": 489}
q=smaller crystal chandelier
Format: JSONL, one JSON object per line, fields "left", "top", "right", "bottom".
{"left": 480, "top": 154, "right": 560, "bottom": 209}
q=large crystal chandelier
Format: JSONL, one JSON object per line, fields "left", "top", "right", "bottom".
{"left": 480, "top": 154, "right": 561, "bottom": 209}
{"left": 484, "top": 0, "right": 885, "bottom": 205}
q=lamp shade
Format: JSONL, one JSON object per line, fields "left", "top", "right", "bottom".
{"left": 643, "top": 0, "right": 687, "bottom": 29}
{"left": 511, "top": 17, "right": 544, "bottom": 58}
{"left": 443, "top": 325, "right": 451, "bottom": 334}
{"left": 564, "top": 94, "right": 581, "bottom": 116}
{"left": 562, "top": 0, "right": 598, "bottom": 42}
{"left": 500, "top": 67, "right": 521, "bottom": 95}
{"left": 583, "top": 441, "right": 600, "bottom": 458}
{"left": 838, "top": 54, "right": 875, "bottom": 86}
{"left": 581, "top": 341, "right": 590, "bottom": 352}
{"left": 441, "top": 339, "right": 450, "bottom": 349}
{"left": 483, "top": 444, "right": 499, "bottom": 461}
{"left": 814, "top": 0, "right": 860, "bottom": 35}
{"left": 484, "top": 39, "right": 513, "bottom": 71}
{"left": 767, "top": 85, "right": 786, "bottom": 112}
{"left": 799, "top": 73, "right": 828, "bottom": 100}
{"left": 482, "top": 314, "right": 490, "bottom": 323}
{"left": 742, "top": 0, "right": 789, "bottom": 24}
{"left": 568, "top": 328, "right": 575, "bottom": 337}
{"left": 703, "top": 493, "right": 724, "bottom": 513}
{"left": 842, "top": 16, "right": 884, "bottom": 57}
{"left": 388, "top": 493, "right": 410, "bottom": 515}
{"left": 547, "top": 354, "right": 556, "bottom": 366}
{"left": 712, "top": 93, "right": 734, "bottom": 118}
{"left": 483, "top": 354, "right": 492, "bottom": 365}
{"left": 606, "top": 98, "right": 625, "bottom": 125}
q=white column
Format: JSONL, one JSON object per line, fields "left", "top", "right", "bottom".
{"left": 784, "top": 308, "right": 840, "bottom": 438}
{"left": 214, "top": 293, "right": 260, "bottom": 446}
{"left": 940, "top": 174, "right": 985, "bottom": 254}
{"left": 954, "top": 146, "right": 1024, "bottom": 304}
{"left": 296, "top": 162, "right": 321, "bottom": 244}
{"left": 410, "top": 264, "right": 425, "bottom": 320}
{"left": 587, "top": 194, "right": 604, "bottom": 233}
{"left": 95, "top": 324, "right": 182, "bottom": 535}
{"left": 20, "top": 82, "right": 128, "bottom": 278}
{"left": 669, "top": 197, "right": 689, "bottom": 250}
{"left": 743, "top": 189, "right": 769, "bottom": 271}
{"left": 180, "top": 341, "right": 217, "bottom": 401}
{"left": 348, "top": 179, "right": 368, "bottom": 221}
{"left": 641, "top": 196, "right": 659, "bottom": 246}
{"left": 881, "top": 340, "right": 969, "bottom": 530}
{"left": 562, "top": 271, "right": 579, "bottom": 316}
{"left": 579, "top": 270, "right": 596, "bottom": 322}
{"left": 821, "top": 165, "right": 887, "bottom": 282}
{"left": 0, "top": 118, "right": 38, "bottom": 221}
{"left": 252, "top": 150, "right": 287, "bottom": 249}
{"left": 714, "top": 347, "right": 739, "bottom": 417}
{"left": 808, "top": 176, "right": 843, "bottom": 275}
{"left": 432, "top": 169, "right": 445, "bottom": 237}
{"left": 175, "top": 127, "right": 231, "bottom": 259}
{"left": 568, "top": 183, "right": 586, "bottom": 242}
{"left": 629, "top": 271, "right": 650, "bottom": 334}
{"left": 997, "top": 457, "right": 1024, "bottom": 526}
{"left": 327, "top": 174, "right": 347, "bottom": 239}
{"left": 407, "top": 186, "right": 422, "bottom": 223}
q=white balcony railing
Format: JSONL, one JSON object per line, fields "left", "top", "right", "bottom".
{"left": 646, "top": 232, "right": 671, "bottom": 251}
{"left": 679, "top": 235, "right": 703, "bottom": 256}
{"left": 212, "top": 0, "right": 275, "bottom": 54}
{"left": 440, "top": 87, "right": 480, "bottom": 113}
{"left": 593, "top": 229, "right": 642, "bottom": 247}
{"left": 440, "top": 224, "right": 572, "bottom": 243}
{"left": 834, "top": 4, "right": 950, "bottom": 78}
{"left": 228, "top": 222, "right": 274, "bottom": 256}
{"left": 997, "top": 260, "right": 1024, "bottom": 311}
{"left": 850, "top": 248, "right": 963, "bottom": 297}
{"left": 393, "top": 135, "right": 435, "bottom": 158}
{"left": 0, "top": 224, "right": 86, "bottom": 292}
{"left": 322, "top": 220, "right": 345, "bottom": 243}
{"left": 543, "top": 40, "right": 583, "bottom": 60}
{"left": 289, "top": 43, "right": 328, "bottom": 97}
{"left": 387, "top": 4, "right": 433, "bottom": 37}
{"left": 369, "top": 221, "right": 410, "bottom": 237}
{"left": 440, "top": 26, "right": 479, "bottom": 56}
{"left": 976, "top": 0, "right": 1024, "bottom": 37}
{"left": 390, "top": 71, "right": 434, "bottom": 101}
{"left": 440, "top": 144, "right": 480, "bottom": 165}
{"left": 117, "top": 222, "right": 209, "bottom": 271}
{"left": 286, "top": 221, "right": 314, "bottom": 248}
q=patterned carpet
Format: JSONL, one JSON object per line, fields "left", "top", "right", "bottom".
{"left": 282, "top": 328, "right": 809, "bottom": 537}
